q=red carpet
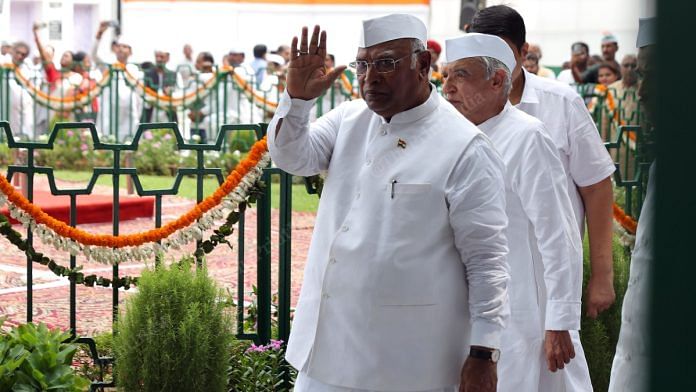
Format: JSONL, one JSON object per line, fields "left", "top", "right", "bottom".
{"left": 1, "top": 190, "right": 154, "bottom": 225}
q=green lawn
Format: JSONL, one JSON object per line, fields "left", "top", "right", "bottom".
{"left": 49, "top": 170, "right": 319, "bottom": 213}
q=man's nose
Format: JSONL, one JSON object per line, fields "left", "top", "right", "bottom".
{"left": 364, "top": 64, "right": 381, "bottom": 83}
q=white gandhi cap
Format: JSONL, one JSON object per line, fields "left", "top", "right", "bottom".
{"left": 444, "top": 33, "right": 517, "bottom": 74}
{"left": 359, "top": 14, "right": 427, "bottom": 48}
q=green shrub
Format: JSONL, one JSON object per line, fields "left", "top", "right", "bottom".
{"left": 580, "top": 234, "right": 632, "bottom": 392}
{"left": 131, "top": 129, "right": 180, "bottom": 176}
{"left": 0, "top": 142, "right": 12, "bottom": 167}
{"left": 0, "top": 318, "right": 90, "bottom": 391}
{"left": 35, "top": 128, "right": 111, "bottom": 171}
{"left": 113, "top": 257, "right": 234, "bottom": 392}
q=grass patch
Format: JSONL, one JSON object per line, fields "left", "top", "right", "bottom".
{"left": 50, "top": 170, "right": 319, "bottom": 213}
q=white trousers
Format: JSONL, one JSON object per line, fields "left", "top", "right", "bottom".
{"left": 294, "top": 372, "right": 458, "bottom": 392}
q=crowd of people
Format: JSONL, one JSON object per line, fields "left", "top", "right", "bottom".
{"left": 1, "top": 21, "right": 347, "bottom": 142}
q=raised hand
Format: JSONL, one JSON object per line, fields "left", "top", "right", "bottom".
{"left": 286, "top": 25, "right": 347, "bottom": 100}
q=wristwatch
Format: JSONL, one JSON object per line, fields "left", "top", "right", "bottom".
{"left": 469, "top": 347, "right": 501, "bottom": 363}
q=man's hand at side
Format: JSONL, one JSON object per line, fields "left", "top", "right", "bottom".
{"left": 544, "top": 330, "right": 575, "bottom": 372}
{"left": 286, "top": 25, "right": 346, "bottom": 100}
{"left": 459, "top": 356, "right": 497, "bottom": 392}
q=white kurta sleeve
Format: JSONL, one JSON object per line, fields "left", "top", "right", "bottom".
{"left": 513, "top": 128, "right": 583, "bottom": 331}
{"left": 447, "top": 136, "right": 510, "bottom": 349}
{"left": 267, "top": 90, "right": 342, "bottom": 176}
{"left": 567, "top": 94, "right": 616, "bottom": 187}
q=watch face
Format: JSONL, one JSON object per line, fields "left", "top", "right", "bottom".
{"left": 491, "top": 349, "right": 500, "bottom": 363}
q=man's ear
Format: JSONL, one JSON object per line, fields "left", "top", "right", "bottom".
{"left": 420, "top": 50, "right": 432, "bottom": 76}
{"left": 491, "top": 69, "right": 506, "bottom": 91}
{"left": 521, "top": 42, "right": 529, "bottom": 61}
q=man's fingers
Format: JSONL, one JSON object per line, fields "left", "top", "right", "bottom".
{"left": 291, "top": 36, "right": 299, "bottom": 61}
{"left": 586, "top": 305, "right": 598, "bottom": 319}
{"left": 309, "top": 25, "right": 321, "bottom": 55}
{"left": 300, "top": 26, "right": 309, "bottom": 54}
{"left": 565, "top": 335, "right": 576, "bottom": 359}
{"left": 318, "top": 30, "right": 327, "bottom": 59}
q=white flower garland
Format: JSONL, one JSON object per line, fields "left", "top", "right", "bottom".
{"left": 0, "top": 153, "right": 270, "bottom": 264}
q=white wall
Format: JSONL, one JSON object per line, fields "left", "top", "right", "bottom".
{"left": 2, "top": 0, "right": 112, "bottom": 58}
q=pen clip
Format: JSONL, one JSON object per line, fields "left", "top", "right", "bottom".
{"left": 390, "top": 179, "right": 397, "bottom": 199}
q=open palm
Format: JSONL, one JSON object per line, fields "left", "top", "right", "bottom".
{"left": 286, "top": 25, "right": 347, "bottom": 100}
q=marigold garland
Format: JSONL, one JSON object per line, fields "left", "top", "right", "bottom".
{"left": 8, "top": 64, "right": 111, "bottom": 111}
{"left": 613, "top": 203, "right": 638, "bottom": 234}
{"left": 0, "top": 137, "right": 268, "bottom": 249}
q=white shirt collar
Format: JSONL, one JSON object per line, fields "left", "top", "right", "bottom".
{"left": 477, "top": 101, "right": 513, "bottom": 135}
{"left": 382, "top": 84, "right": 440, "bottom": 125}
{"left": 519, "top": 68, "right": 540, "bottom": 105}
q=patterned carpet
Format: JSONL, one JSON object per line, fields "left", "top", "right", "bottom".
{"left": 0, "top": 178, "right": 315, "bottom": 337}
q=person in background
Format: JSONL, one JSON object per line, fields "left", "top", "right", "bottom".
{"left": 427, "top": 38, "right": 442, "bottom": 72}
{"left": 470, "top": 5, "right": 616, "bottom": 390}
{"left": 221, "top": 46, "right": 263, "bottom": 124}
{"left": 588, "top": 62, "right": 621, "bottom": 141}
{"left": 92, "top": 21, "right": 118, "bottom": 66}
{"left": 178, "top": 43, "right": 195, "bottom": 86}
{"left": 276, "top": 44, "right": 291, "bottom": 64}
{"left": 8, "top": 41, "right": 35, "bottom": 137}
{"left": 443, "top": 31, "right": 583, "bottom": 392}
{"left": 324, "top": 53, "right": 335, "bottom": 69}
{"left": 32, "top": 22, "right": 75, "bottom": 130}
{"left": 250, "top": 44, "right": 268, "bottom": 87}
{"left": 0, "top": 40, "right": 12, "bottom": 63}
{"left": 141, "top": 48, "right": 180, "bottom": 123}
{"left": 34, "top": 22, "right": 74, "bottom": 92}
{"left": 523, "top": 52, "right": 539, "bottom": 75}
{"left": 557, "top": 41, "right": 599, "bottom": 85}
{"left": 188, "top": 51, "right": 216, "bottom": 143}
{"left": 609, "top": 54, "right": 640, "bottom": 124}
{"left": 608, "top": 16, "right": 657, "bottom": 392}
{"left": 527, "top": 43, "right": 556, "bottom": 79}
{"left": 271, "top": 15, "right": 510, "bottom": 392}
{"left": 601, "top": 32, "right": 621, "bottom": 74}
{"left": 226, "top": 48, "right": 246, "bottom": 67}
{"left": 597, "top": 62, "right": 620, "bottom": 87}
{"left": 69, "top": 51, "right": 100, "bottom": 122}
{"left": 259, "top": 53, "right": 286, "bottom": 120}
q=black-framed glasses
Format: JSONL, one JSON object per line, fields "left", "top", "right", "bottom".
{"left": 349, "top": 51, "right": 419, "bottom": 75}
{"left": 622, "top": 63, "right": 637, "bottom": 69}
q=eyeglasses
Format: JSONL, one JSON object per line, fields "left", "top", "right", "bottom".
{"left": 622, "top": 63, "right": 637, "bottom": 69}
{"left": 349, "top": 51, "right": 419, "bottom": 75}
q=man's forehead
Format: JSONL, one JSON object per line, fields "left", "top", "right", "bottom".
{"left": 446, "top": 57, "right": 481, "bottom": 70}
{"left": 356, "top": 39, "right": 411, "bottom": 58}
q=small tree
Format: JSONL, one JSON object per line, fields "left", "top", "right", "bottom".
{"left": 114, "top": 258, "right": 234, "bottom": 391}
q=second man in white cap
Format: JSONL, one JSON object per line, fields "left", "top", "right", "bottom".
{"left": 442, "top": 32, "right": 584, "bottom": 392}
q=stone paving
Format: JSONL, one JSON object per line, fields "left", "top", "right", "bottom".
{"left": 0, "top": 176, "right": 315, "bottom": 336}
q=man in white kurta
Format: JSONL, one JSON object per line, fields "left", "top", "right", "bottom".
{"left": 470, "top": 6, "right": 617, "bottom": 391}
{"left": 268, "top": 15, "right": 510, "bottom": 392}
{"left": 443, "top": 33, "right": 583, "bottom": 392}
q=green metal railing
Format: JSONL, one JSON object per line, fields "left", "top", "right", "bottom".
{"left": 0, "top": 118, "right": 296, "bottom": 389}
{"left": 0, "top": 64, "right": 354, "bottom": 145}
